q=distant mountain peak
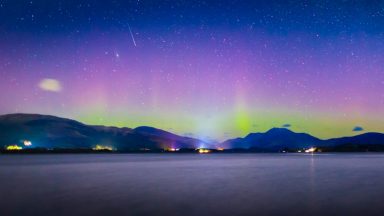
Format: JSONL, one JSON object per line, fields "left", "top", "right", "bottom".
{"left": 222, "top": 127, "right": 321, "bottom": 150}
{"left": 133, "top": 126, "right": 176, "bottom": 138}
{"left": 134, "top": 126, "right": 163, "bottom": 132}
{"left": 266, "top": 127, "right": 293, "bottom": 134}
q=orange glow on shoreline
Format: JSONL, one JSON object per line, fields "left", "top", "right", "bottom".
{"left": 198, "top": 149, "right": 211, "bottom": 154}
{"left": 92, "top": 145, "right": 114, "bottom": 151}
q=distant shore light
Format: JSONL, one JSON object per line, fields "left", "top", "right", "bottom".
{"left": 166, "top": 148, "right": 180, "bottom": 152}
{"left": 198, "top": 149, "right": 211, "bottom": 154}
{"left": 305, "top": 147, "right": 316, "bottom": 153}
{"left": 92, "top": 145, "right": 114, "bottom": 151}
{"left": 23, "top": 140, "right": 32, "bottom": 146}
{"left": 6, "top": 145, "right": 23, "bottom": 151}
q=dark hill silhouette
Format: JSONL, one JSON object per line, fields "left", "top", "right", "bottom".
{"left": 133, "top": 126, "right": 200, "bottom": 149}
{"left": 325, "top": 132, "right": 384, "bottom": 146}
{"left": 221, "top": 128, "right": 322, "bottom": 151}
{"left": 221, "top": 128, "right": 384, "bottom": 151}
{"left": 1, "top": 113, "right": 384, "bottom": 152}
{"left": 0, "top": 113, "right": 204, "bottom": 151}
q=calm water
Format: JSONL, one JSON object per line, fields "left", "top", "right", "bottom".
{"left": 0, "top": 153, "right": 383, "bottom": 216}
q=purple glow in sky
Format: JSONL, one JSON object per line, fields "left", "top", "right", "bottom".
{"left": 1, "top": 1, "right": 384, "bottom": 141}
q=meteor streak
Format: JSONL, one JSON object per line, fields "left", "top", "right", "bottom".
{"left": 128, "top": 24, "right": 137, "bottom": 47}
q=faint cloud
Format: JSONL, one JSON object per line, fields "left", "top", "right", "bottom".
{"left": 352, "top": 126, "right": 364, "bottom": 132}
{"left": 281, "top": 124, "right": 291, "bottom": 128}
{"left": 38, "top": 78, "right": 62, "bottom": 92}
{"left": 183, "top": 132, "right": 195, "bottom": 137}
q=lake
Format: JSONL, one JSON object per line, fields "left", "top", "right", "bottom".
{"left": 0, "top": 153, "right": 383, "bottom": 216}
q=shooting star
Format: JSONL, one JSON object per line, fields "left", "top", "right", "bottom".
{"left": 128, "top": 24, "right": 137, "bottom": 47}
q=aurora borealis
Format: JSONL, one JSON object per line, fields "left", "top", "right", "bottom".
{"left": 1, "top": 1, "right": 384, "bottom": 141}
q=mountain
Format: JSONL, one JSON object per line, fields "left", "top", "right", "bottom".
{"left": 221, "top": 128, "right": 384, "bottom": 151}
{"left": 2, "top": 113, "right": 384, "bottom": 152}
{"left": 326, "top": 132, "right": 384, "bottom": 146}
{"left": 221, "top": 128, "right": 321, "bottom": 151}
{"left": 0, "top": 113, "right": 204, "bottom": 151}
{"left": 133, "top": 126, "right": 202, "bottom": 149}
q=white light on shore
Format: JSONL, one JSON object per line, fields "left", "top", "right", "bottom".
{"left": 23, "top": 140, "right": 32, "bottom": 146}
{"left": 305, "top": 147, "right": 316, "bottom": 153}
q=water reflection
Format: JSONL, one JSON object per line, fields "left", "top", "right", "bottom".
{"left": 0, "top": 154, "right": 384, "bottom": 216}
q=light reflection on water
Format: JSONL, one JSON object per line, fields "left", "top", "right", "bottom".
{"left": 0, "top": 153, "right": 384, "bottom": 216}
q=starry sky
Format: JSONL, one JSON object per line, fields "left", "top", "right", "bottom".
{"left": 1, "top": 0, "right": 384, "bottom": 141}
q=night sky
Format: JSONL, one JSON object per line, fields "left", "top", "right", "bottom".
{"left": 1, "top": 0, "right": 384, "bottom": 141}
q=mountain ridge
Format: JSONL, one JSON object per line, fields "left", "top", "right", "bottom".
{"left": 1, "top": 113, "right": 384, "bottom": 152}
{"left": 0, "top": 113, "right": 206, "bottom": 151}
{"left": 221, "top": 127, "right": 384, "bottom": 151}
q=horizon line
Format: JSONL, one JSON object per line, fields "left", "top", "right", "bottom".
{"left": 0, "top": 112, "right": 378, "bottom": 142}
